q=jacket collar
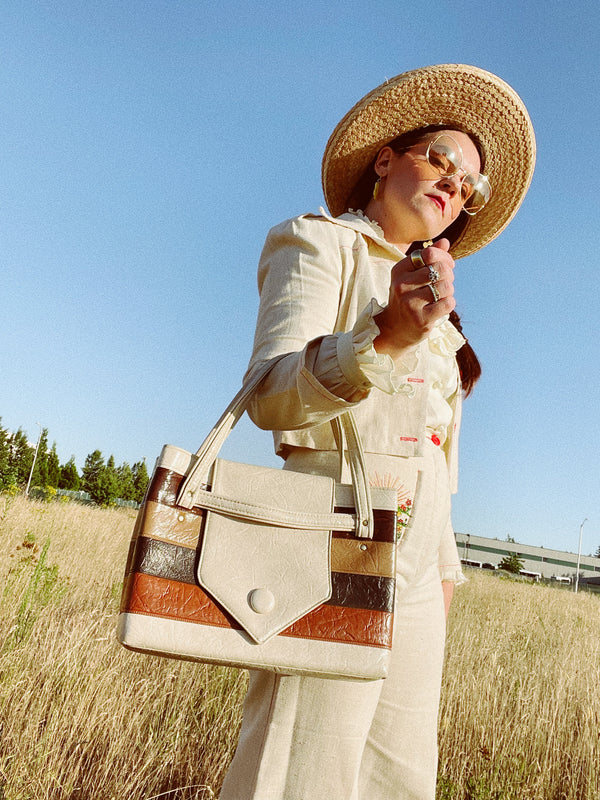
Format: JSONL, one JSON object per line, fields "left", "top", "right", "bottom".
{"left": 313, "top": 207, "right": 406, "bottom": 260}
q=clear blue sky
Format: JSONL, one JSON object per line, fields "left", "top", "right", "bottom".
{"left": 1, "top": 0, "right": 599, "bottom": 555}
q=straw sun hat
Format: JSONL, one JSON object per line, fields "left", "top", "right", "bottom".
{"left": 321, "top": 64, "right": 536, "bottom": 259}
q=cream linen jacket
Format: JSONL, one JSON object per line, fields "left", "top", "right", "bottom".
{"left": 245, "top": 210, "right": 463, "bottom": 494}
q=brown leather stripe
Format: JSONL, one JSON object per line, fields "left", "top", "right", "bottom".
{"left": 333, "top": 508, "right": 396, "bottom": 543}
{"left": 144, "top": 468, "right": 396, "bottom": 542}
{"left": 130, "top": 536, "right": 394, "bottom": 612}
{"left": 330, "top": 572, "right": 394, "bottom": 613}
{"left": 145, "top": 467, "right": 188, "bottom": 507}
{"left": 122, "top": 572, "right": 392, "bottom": 649}
{"left": 132, "top": 537, "right": 197, "bottom": 585}
{"left": 136, "top": 510, "right": 395, "bottom": 579}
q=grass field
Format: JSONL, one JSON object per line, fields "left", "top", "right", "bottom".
{"left": 1, "top": 493, "right": 599, "bottom": 799}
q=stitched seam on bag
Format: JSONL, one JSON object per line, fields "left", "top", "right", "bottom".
{"left": 192, "top": 490, "right": 356, "bottom": 530}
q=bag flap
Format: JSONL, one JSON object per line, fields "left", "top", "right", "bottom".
{"left": 197, "top": 459, "right": 334, "bottom": 644}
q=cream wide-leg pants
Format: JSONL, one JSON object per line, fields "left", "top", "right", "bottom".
{"left": 219, "top": 441, "right": 451, "bottom": 800}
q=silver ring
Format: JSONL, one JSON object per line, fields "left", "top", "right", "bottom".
{"left": 428, "top": 265, "right": 440, "bottom": 284}
{"left": 410, "top": 249, "right": 425, "bottom": 269}
{"left": 429, "top": 283, "right": 440, "bottom": 303}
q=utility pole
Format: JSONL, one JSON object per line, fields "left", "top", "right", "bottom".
{"left": 25, "top": 422, "right": 42, "bottom": 496}
{"left": 575, "top": 518, "right": 588, "bottom": 593}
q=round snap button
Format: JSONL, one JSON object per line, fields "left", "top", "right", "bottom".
{"left": 248, "top": 588, "right": 275, "bottom": 614}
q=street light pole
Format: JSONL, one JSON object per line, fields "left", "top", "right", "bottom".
{"left": 575, "top": 518, "right": 588, "bottom": 593}
{"left": 25, "top": 422, "right": 42, "bottom": 497}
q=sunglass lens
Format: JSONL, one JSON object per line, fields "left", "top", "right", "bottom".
{"left": 462, "top": 174, "right": 492, "bottom": 214}
{"left": 427, "top": 135, "right": 491, "bottom": 215}
{"left": 427, "top": 138, "right": 461, "bottom": 177}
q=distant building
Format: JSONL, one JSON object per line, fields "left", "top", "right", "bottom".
{"left": 455, "top": 532, "right": 600, "bottom": 587}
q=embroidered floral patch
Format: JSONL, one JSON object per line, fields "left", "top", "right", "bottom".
{"left": 370, "top": 472, "right": 414, "bottom": 542}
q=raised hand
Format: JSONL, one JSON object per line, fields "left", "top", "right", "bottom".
{"left": 373, "top": 238, "right": 456, "bottom": 360}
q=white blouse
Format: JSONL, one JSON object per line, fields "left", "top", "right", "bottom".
{"left": 312, "top": 302, "right": 465, "bottom": 446}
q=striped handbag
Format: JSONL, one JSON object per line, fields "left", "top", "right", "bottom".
{"left": 117, "top": 358, "right": 397, "bottom": 680}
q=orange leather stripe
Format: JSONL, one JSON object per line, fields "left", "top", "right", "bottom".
{"left": 122, "top": 572, "right": 235, "bottom": 628}
{"left": 122, "top": 572, "right": 392, "bottom": 649}
{"left": 282, "top": 602, "right": 393, "bottom": 648}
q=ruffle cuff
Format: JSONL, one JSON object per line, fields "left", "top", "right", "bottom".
{"left": 336, "top": 299, "right": 420, "bottom": 395}
{"left": 440, "top": 566, "right": 468, "bottom": 585}
{"left": 428, "top": 317, "right": 466, "bottom": 357}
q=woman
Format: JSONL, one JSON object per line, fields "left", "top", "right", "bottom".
{"left": 219, "top": 64, "right": 535, "bottom": 800}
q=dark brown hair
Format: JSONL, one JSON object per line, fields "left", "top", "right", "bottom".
{"left": 348, "top": 125, "right": 483, "bottom": 396}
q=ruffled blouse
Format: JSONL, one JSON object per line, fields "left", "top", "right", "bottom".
{"left": 313, "top": 299, "right": 465, "bottom": 445}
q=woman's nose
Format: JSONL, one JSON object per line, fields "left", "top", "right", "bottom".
{"left": 437, "top": 173, "right": 463, "bottom": 196}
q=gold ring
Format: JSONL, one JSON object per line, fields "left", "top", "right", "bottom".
{"left": 429, "top": 284, "right": 440, "bottom": 303}
{"left": 410, "top": 250, "right": 426, "bottom": 269}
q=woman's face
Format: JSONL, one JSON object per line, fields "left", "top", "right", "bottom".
{"left": 369, "top": 129, "right": 482, "bottom": 250}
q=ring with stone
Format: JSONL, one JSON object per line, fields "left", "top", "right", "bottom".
{"left": 429, "top": 283, "right": 440, "bottom": 303}
{"left": 410, "top": 249, "right": 426, "bottom": 269}
{"left": 428, "top": 265, "right": 440, "bottom": 284}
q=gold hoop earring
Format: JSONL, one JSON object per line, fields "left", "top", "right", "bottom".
{"left": 372, "top": 177, "right": 381, "bottom": 200}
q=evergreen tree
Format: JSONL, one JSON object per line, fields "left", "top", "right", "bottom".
{"left": 93, "top": 459, "right": 120, "bottom": 506}
{"left": 0, "top": 419, "right": 150, "bottom": 505}
{"left": 132, "top": 460, "right": 150, "bottom": 504}
{"left": 105, "top": 455, "right": 120, "bottom": 499}
{"left": 0, "top": 419, "right": 14, "bottom": 490}
{"left": 9, "top": 428, "right": 33, "bottom": 486}
{"left": 499, "top": 552, "right": 525, "bottom": 574}
{"left": 81, "top": 450, "right": 105, "bottom": 497}
{"left": 47, "top": 443, "right": 61, "bottom": 488}
{"left": 59, "top": 457, "right": 80, "bottom": 491}
{"left": 31, "top": 428, "right": 49, "bottom": 488}
{"left": 117, "top": 462, "right": 136, "bottom": 501}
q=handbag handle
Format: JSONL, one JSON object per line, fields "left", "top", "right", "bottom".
{"left": 176, "top": 355, "right": 374, "bottom": 538}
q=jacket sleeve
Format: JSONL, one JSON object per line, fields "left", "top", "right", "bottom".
{"left": 245, "top": 216, "right": 370, "bottom": 431}
{"left": 438, "top": 515, "right": 467, "bottom": 584}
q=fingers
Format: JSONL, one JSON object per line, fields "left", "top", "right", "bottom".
{"left": 415, "top": 266, "right": 454, "bottom": 314}
{"left": 432, "top": 237, "right": 450, "bottom": 253}
{"left": 410, "top": 250, "right": 427, "bottom": 269}
{"left": 408, "top": 242, "right": 455, "bottom": 309}
{"left": 420, "top": 281, "right": 455, "bottom": 309}
{"left": 380, "top": 243, "right": 456, "bottom": 354}
{"left": 410, "top": 242, "right": 454, "bottom": 272}
{"left": 422, "top": 271, "right": 455, "bottom": 312}
{"left": 422, "top": 292, "right": 456, "bottom": 320}
{"left": 408, "top": 264, "right": 453, "bottom": 295}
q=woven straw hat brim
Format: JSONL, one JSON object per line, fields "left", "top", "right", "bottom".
{"left": 321, "top": 64, "right": 536, "bottom": 259}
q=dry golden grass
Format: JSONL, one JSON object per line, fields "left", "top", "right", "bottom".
{"left": 439, "top": 571, "right": 600, "bottom": 799}
{"left": 0, "top": 494, "right": 247, "bottom": 800}
{"left": 1, "top": 493, "right": 599, "bottom": 799}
